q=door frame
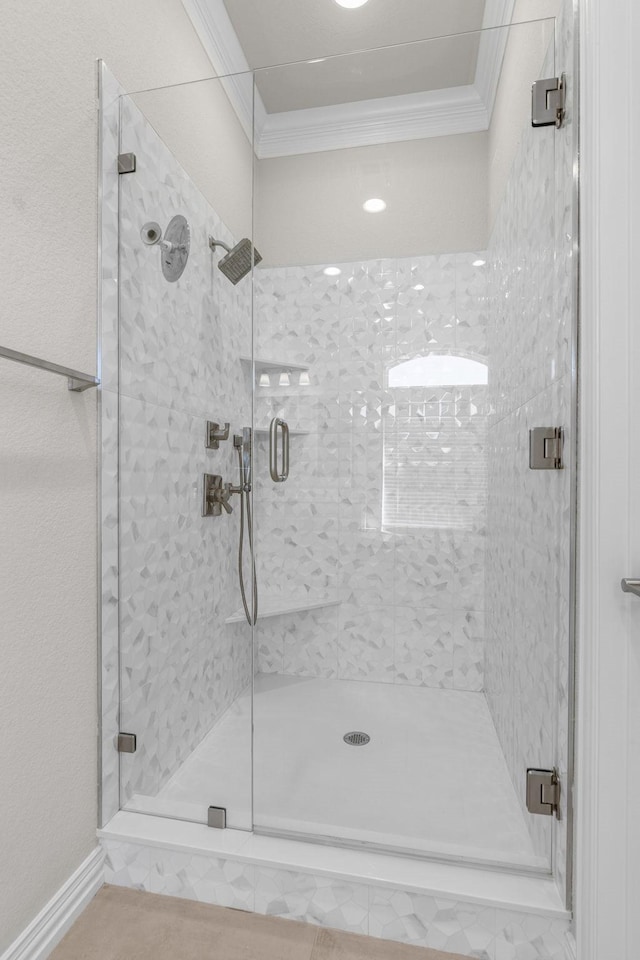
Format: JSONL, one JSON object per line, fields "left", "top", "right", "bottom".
{"left": 576, "top": 0, "right": 640, "bottom": 955}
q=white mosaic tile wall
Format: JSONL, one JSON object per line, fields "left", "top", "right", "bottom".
{"left": 252, "top": 253, "right": 488, "bottom": 691}
{"left": 484, "top": 0, "right": 575, "bottom": 881}
{"left": 115, "top": 95, "right": 254, "bottom": 804}
{"left": 103, "top": 838, "right": 573, "bottom": 959}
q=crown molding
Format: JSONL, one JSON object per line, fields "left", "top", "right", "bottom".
{"left": 182, "top": 0, "right": 518, "bottom": 157}
{"left": 181, "top": 0, "right": 267, "bottom": 142}
{"left": 257, "top": 85, "right": 488, "bottom": 159}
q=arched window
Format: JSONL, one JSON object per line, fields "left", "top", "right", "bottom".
{"left": 388, "top": 354, "right": 487, "bottom": 388}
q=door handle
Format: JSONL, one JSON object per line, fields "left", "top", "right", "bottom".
{"left": 269, "top": 417, "right": 289, "bottom": 483}
{"left": 621, "top": 579, "right": 640, "bottom": 597}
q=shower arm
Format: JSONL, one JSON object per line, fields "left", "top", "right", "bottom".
{"left": 208, "top": 237, "right": 232, "bottom": 254}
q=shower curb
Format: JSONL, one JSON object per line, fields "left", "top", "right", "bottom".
{"left": 99, "top": 813, "right": 573, "bottom": 959}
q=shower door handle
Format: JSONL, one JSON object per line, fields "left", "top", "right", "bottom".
{"left": 621, "top": 578, "right": 640, "bottom": 597}
{"left": 269, "top": 417, "right": 289, "bottom": 483}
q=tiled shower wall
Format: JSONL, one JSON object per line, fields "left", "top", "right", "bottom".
{"left": 116, "top": 95, "right": 254, "bottom": 803}
{"left": 252, "top": 253, "right": 488, "bottom": 691}
{"left": 484, "top": 0, "right": 574, "bottom": 883}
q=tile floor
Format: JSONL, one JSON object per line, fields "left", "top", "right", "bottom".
{"left": 125, "top": 675, "right": 545, "bottom": 870}
{"left": 50, "top": 885, "right": 472, "bottom": 960}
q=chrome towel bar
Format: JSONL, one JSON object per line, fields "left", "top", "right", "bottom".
{"left": 0, "top": 345, "right": 99, "bottom": 392}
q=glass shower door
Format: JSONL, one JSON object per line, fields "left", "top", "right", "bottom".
{"left": 115, "top": 73, "right": 256, "bottom": 829}
{"left": 251, "top": 15, "right": 574, "bottom": 878}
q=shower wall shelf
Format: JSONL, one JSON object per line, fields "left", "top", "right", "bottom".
{"left": 240, "top": 355, "right": 310, "bottom": 375}
{"left": 225, "top": 595, "right": 339, "bottom": 624}
{"left": 0, "top": 345, "right": 100, "bottom": 392}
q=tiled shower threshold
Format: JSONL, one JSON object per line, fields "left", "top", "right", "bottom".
{"left": 98, "top": 812, "right": 570, "bottom": 937}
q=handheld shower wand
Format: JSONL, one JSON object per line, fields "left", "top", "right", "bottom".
{"left": 234, "top": 428, "right": 258, "bottom": 626}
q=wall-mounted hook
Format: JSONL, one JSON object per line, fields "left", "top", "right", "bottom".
{"left": 206, "top": 421, "right": 230, "bottom": 449}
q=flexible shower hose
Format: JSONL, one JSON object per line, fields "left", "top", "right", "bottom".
{"left": 236, "top": 443, "right": 258, "bottom": 626}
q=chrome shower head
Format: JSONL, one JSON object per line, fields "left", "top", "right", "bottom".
{"left": 209, "top": 237, "right": 262, "bottom": 284}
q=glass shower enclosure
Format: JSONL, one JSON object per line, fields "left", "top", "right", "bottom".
{"left": 113, "top": 11, "right": 575, "bottom": 893}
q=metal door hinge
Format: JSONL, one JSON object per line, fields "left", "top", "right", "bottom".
{"left": 118, "top": 152, "right": 137, "bottom": 174}
{"left": 532, "top": 74, "right": 566, "bottom": 128}
{"left": 117, "top": 732, "right": 137, "bottom": 753}
{"left": 529, "top": 427, "right": 564, "bottom": 470}
{"left": 207, "top": 806, "right": 227, "bottom": 829}
{"left": 526, "top": 768, "right": 560, "bottom": 818}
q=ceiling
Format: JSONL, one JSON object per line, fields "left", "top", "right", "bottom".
{"left": 222, "top": 0, "right": 486, "bottom": 113}
{"left": 183, "top": 0, "right": 518, "bottom": 157}
{"left": 240, "top": 35, "right": 481, "bottom": 115}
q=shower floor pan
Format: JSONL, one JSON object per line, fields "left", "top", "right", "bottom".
{"left": 125, "top": 674, "right": 547, "bottom": 873}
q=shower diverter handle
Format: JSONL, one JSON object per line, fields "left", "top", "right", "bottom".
{"left": 269, "top": 418, "right": 289, "bottom": 483}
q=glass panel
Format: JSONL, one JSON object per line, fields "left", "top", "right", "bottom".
{"left": 116, "top": 73, "right": 255, "bottom": 829}
{"left": 252, "top": 17, "right": 566, "bottom": 873}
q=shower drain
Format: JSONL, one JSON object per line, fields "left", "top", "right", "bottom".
{"left": 343, "top": 731, "right": 370, "bottom": 746}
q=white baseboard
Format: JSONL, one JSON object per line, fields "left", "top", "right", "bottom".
{"left": 1, "top": 847, "right": 105, "bottom": 960}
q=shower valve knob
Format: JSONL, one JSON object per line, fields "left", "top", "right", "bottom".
{"left": 219, "top": 483, "right": 234, "bottom": 514}
{"left": 202, "top": 473, "right": 230, "bottom": 517}
{"left": 202, "top": 474, "right": 240, "bottom": 517}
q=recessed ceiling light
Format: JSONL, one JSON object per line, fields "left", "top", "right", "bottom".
{"left": 413, "top": 283, "right": 425, "bottom": 291}
{"left": 324, "top": 266, "right": 342, "bottom": 276}
{"left": 363, "top": 198, "right": 387, "bottom": 213}
{"left": 472, "top": 259, "right": 486, "bottom": 266}
{"left": 335, "top": 0, "right": 369, "bottom": 7}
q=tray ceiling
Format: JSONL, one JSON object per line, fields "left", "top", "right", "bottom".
{"left": 181, "top": 0, "right": 518, "bottom": 157}
{"left": 223, "top": 0, "right": 485, "bottom": 112}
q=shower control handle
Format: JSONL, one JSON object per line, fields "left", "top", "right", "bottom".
{"left": 202, "top": 474, "right": 240, "bottom": 517}
{"left": 269, "top": 418, "right": 289, "bottom": 483}
{"left": 219, "top": 483, "right": 234, "bottom": 514}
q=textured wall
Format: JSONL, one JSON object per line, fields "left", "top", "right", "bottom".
{"left": 484, "top": 0, "right": 574, "bottom": 877}
{"left": 115, "top": 96, "right": 253, "bottom": 806}
{"left": 0, "top": 0, "right": 249, "bottom": 951}
{"left": 252, "top": 253, "right": 488, "bottom": 690}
